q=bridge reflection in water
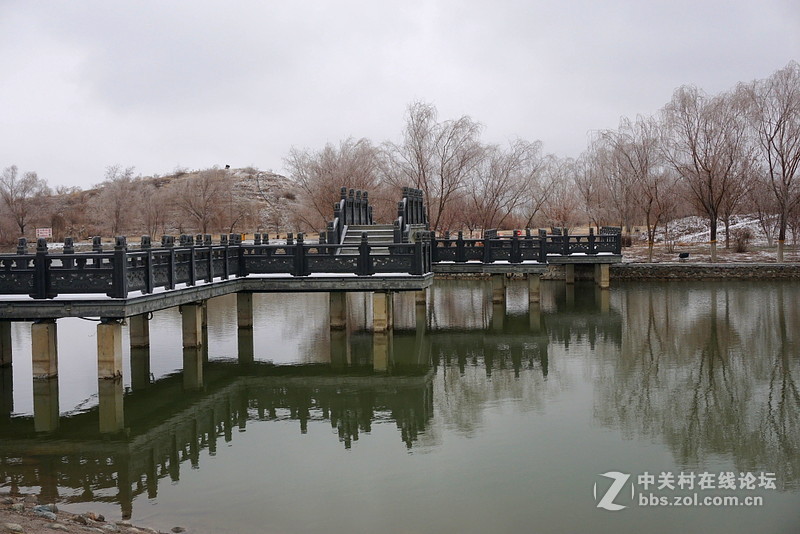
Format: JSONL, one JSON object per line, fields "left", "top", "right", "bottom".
{"left": 0, "top": 280, "right": 611, "bottom": 519}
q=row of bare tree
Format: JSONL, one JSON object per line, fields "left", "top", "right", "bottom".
{"left": 287, "top": 61, "right": 800, "bottom": 261}
{"left": 0, "top": 165, "right": 295, "bottom": 246}
{"left": 2, "top": 63, "right": 798, "bottom": 261}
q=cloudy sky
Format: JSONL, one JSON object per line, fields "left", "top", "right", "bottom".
{"left": 1, "top": 0, "right": 798, "bottom": 189}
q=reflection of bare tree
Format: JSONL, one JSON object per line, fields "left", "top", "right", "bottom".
{"left": 597, "top": 283, "right": 800, "bottom": 489}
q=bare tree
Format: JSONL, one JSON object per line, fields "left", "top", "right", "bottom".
{"left": 173, "top": 168, "right": 226, "bottom": 233}
{"left": 573, "top": 152, "right": 610, "bottom": 231}
{"left": 285, "top": 137, "right": 381, "bottom": 231}
{"left": 466, "top": 139, "right": 544, "bottom": 235}
{"left": 740, "top": 61, "right": 800, "bottom": 261}
{"left": 94, "top": 165, "right": 135, "bottom": 236}
{"left": 662, "top": 87, "right": 753, "bottom": 262}
{"left": 0, "top": 165, "right": 51, "bottom": 235}
{"left": 539, "top": 156, "right": 581, "bottom": 231}
{"left": 384, "top": 101, "right": 485, "bottom": 233}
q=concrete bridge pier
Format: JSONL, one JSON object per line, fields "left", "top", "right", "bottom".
{"left": 237, "top": 293, "right": 255, "bottom": 364}
{"left": 98, "top": 319, "right": 124, "bottom": 379}
{"left": 33, "top": 377, "right": 59, "bottom": 432}
{"left": 595, "top": 264, "right": 611, "bottom": 289}
{"left": 98, "top": 377, "right": 124, "bottom": 433}
{"left": 565, "top": 264, "right": 576, "bottom": 285}
{"left": 181, "top": 303, "right": 204, "bottom": 348}
{"left": 129, "top": 314, "right": 150, "bottom": 348}
{"left": 32, "top": 320, "right": 58, "bottom": 379}
{"left": 491, "top": 274, "right": 506, "bottom": 304}
{"left": 372, "top": 291, "right": 394, "bottom": 333}
{"left": 128, "top": 314, "right": 151, "bottom": 390}
{"left": 0, "top": 321, "right": 11, "bottom": 367}
{"left": 596, "top": 286, "right": 610, "bottom": 314}
{"left": 329, "top": 292, "right": 348, "bottom": 330}
{"left": 330, "top": 329, "right": 351, "bottom": 367}
{"left": 528, "top": 274, "right": 541, "bottom": 304}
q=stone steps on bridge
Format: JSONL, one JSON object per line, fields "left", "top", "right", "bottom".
{"left": 339, "top": 224, "right": 395, "bottom": 255}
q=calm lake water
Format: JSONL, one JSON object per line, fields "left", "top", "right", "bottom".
{"left": 1, "top": 280, "right": 798, "bottom": 533}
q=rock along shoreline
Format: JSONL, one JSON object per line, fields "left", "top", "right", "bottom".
{"left": 0, "top": 492, "right": 187, "bottom": 534}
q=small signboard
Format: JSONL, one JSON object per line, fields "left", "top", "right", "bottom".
{"left": 35, "top": 227, "right": 53, "bottom": 239}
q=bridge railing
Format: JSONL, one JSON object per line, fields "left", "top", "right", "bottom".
{"left": 431, "top": 228, "right": 621, "bottom": 263}
{"left": 394, "top": 187, "right": 427, "bottom": 243}
{"left": 327, "top": 187, "right": 374, "bottom": 245}
{"left": 0, "top": 232, "right": 432, "bottom": 300}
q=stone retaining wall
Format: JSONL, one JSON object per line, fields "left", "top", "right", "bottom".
{"left": 610, "top": 262, "right": 800, "bottom": 280}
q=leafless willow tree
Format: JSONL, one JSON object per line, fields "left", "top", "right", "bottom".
{"left": 739, "top": 61, "right": 800, "bottom": 262}
{"left": 384, "top": 101, "right": 485, "bottom": 233}
{"left": 284, "top": 137, "right": 381, "bottom": 231}
{"left": 662, "top": 87, "right": 754, "bottom": 262}
{"left": 0, "top": 165, "right": 51, "bottom": 235}
{"left": 465, "top": 140, "right": 544, "bottom": 235}
{"left": 539, "top": 155, "right": 580, "bottom": 231}
{"left": 597, "top": 116, "right": 678, "bottom": 261}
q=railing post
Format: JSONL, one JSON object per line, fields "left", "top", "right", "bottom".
{"left": 16, "top": 237, "right": 27, "bottom": 255}
{"left": 456, "top": 231, "right": 466, "bottom": 262}
{"left": 562, "top": 228, "right": 569, "bottom": 256}
{"left": 63, "top": 237, "right": 75, "bottom": 269}
{"left": 293, "top": 233, "right": 309, "bottom": 276}
{"left": 30, "top": 238, "right": 52, "bottom": 299}
{"left": 588, "top": 227, "right": 597, "bottom": 255}
{"left": 109, "top": 236, "right": 128, "bottom": 298}
{"left": 357, "top": 232, "right": 373, "bottom": 275}
{"left": 220, "top": 234, "right": 229, "bottom": 279}
{"left": 162, "top": 235, "right": 176, "bottom": 289}
{"left": 141, "top": 236, "right": 154, "bottom": 294}
{"left": 412, "top": 236, "right": 423, "bottom": 275}
{"left": 511, "top": 231, "right": 521, "bottom": 263}
{"left": 92, "top": 236, "right": 103, "bottom": 268}
{"left": 539, "top": 229, "right": 547, "bottom": 263}
{"left": 184, "top": 235, "right": 196, "bottom": 286}
{"left": 483, "top": 233, "right": 493, "bottom": 263}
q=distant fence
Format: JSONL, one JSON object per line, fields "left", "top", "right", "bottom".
{"left": 0, "top": 232, "right": 432, "bottom": 300}
{"left": 431, "top": 228, "right": 621, "bottom": 263}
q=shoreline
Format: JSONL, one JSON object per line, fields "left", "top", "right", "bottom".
{"left": 434, "top": 262, "right": 800, "bottom": 281}
{"left": 0, "top": 492, "right": 181, "bottom": 534}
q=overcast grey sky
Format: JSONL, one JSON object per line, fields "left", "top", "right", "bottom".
{"left": 1, "top": 0, "right": 798, "bottom": 188}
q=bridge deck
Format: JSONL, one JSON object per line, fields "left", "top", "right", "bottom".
{"left": 0, "top": 273, "right": 434, "bottom": 320}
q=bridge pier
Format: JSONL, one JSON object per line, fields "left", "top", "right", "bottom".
{"left": 129, "top": 314, "right": 150, "bottom": 348}
{"left": 565, "top": 264, "right": 575, "bottom": 285}
{"left": 98, "top": 377, "right": 124, "bottom": 433}
{"left": 181, "top": 303, "right": 204, "bottom": 348}
{"left": 595, "top": 263, "right": 610, "bottom": 289}
{"left": 372, "top": 291, "right": 394, "bottom": 333}
{"left": 491, "top": 274, "right": 505, "bottom": 304}
{"left": 237, "top": 292, "right": 253, "bottom": 328}
{"left": 415, "top": 289, "right": 427, "bottom": 305}
{"left": 329, "top": 292, "right": 348, "bottom": 330}
{"left": 98, "top": 320, "right": 124, "bottom": 379}
{"left": 32, "top": 320, "right": 58, "bottom": 378}
{"left": 528, "top": 274, "right": 541, "bottom": 304}
{"left": 0, "top": 321, "right": 11, "bottom": 367}
{"left": 33, "top": 377, "right": 59, "bottom": 432}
